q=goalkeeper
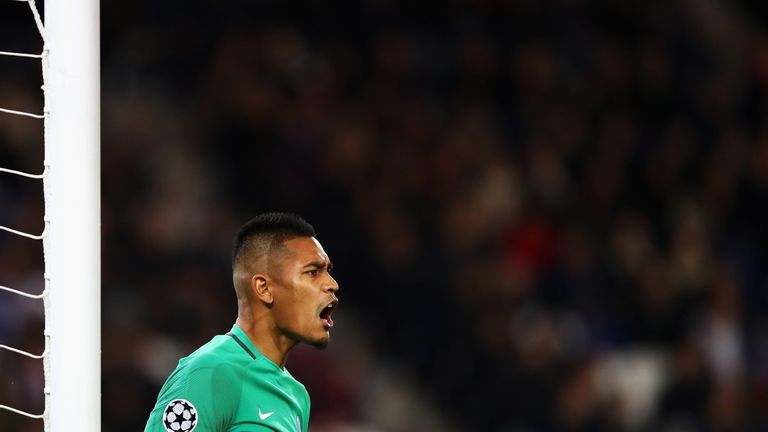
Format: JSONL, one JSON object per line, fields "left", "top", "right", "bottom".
{"left": 144, "top": 213, "right": 340, "bottom": 432}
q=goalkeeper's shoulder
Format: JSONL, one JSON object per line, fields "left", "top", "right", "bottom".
{"left": 166, "top": 336, "right": 247, "bottom": 404}
{"left": 182, "top": 332, "right": 247, "bottom": 374}
{"left": 184, "top": 349, "right": 244, "bottom": 389}
{"left": 144, "top": 360, "right": 241, "bottom": 432}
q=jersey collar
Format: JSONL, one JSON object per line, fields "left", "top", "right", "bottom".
{"left": 228, "top": 324, "right": 286, "bottom": 371}
{"left": 229, "top": 324, "right": 260, "bottom": 359}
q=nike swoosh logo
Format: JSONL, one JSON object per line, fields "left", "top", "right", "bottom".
{"left": 258, "top": 408, "right": 274, "bottom": 420}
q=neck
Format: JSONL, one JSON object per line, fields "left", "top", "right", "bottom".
{"left": 235, "top": 315, "right": 297, "bottom": 368}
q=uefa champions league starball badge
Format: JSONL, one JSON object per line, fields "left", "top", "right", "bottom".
{"left": 162, "top": 399, "right": 199, "bottom": 432}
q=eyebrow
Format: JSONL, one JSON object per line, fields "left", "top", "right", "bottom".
{"left": 303, "top": 261, "right": 333, "bottom": 271}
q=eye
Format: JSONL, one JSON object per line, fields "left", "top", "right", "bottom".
{"left": 305, "top": 269, "right": 319, "bottom": 276}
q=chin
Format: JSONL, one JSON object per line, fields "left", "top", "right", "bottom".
{"left": 306, "top": 334, "right": 330, "bottom": 350}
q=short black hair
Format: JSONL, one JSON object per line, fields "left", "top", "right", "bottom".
{"left": 232, "top": 212, "right": 316, "bottom": 269}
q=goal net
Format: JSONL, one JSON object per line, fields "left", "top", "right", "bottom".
{"left": 0, "top": 0, "right": 100, "bottom": 430}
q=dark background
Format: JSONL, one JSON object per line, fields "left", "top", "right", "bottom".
{"left": 3, "top": 0, "right": 768, "bottom": 431}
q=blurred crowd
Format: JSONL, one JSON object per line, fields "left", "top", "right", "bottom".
{"left": 3, "top": 0, "right": 768, "bottom": 431}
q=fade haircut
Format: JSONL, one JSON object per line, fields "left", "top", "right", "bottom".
{"left": 232, "top": 212, "right": 316, "bottom": 271}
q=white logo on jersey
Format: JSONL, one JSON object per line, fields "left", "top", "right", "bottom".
{"left": 295, "top": 415, "right": 302, "bottom": 432}
{"left": 162, "top": 399, "right": 198, "bottom": 432}
{"left": 258, "top": 408, "right": 274, "bottom": 420}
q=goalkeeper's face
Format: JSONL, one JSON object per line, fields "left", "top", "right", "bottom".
{"left": 270, "top": 237, "right": 339, "bottom": 349}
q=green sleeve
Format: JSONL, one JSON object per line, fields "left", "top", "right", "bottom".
{"left": 145, "top": 362, "right": 242, "bottom": 432}
{"left": 183, "top": 363, "right": 242, "bottom": 431}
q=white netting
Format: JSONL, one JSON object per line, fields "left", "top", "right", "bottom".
{"left": 0, "top": 0, "right": 49, "bottom": 427}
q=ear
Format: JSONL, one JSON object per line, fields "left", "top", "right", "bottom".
{"left": 251, "top": 274, "right": 273, "bottom": 305}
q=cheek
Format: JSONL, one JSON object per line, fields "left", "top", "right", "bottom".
{"left": 274, "top": 292, "right": 313, "bottom": 327}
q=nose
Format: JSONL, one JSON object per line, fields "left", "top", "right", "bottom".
{"left": 326, "top": 274, "right": 339, "bottom": 294}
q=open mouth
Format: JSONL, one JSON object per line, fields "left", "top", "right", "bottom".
{"left": 319, "top": 301, "right": 338, "bottom": 329}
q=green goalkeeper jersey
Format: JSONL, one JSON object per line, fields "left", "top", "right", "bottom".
{"left": 144, "top": 324, "right": 310, "bottom": 432}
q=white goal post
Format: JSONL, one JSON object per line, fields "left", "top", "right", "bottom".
{"left": 44, "top": 0, "right": 100, "bottom": 430}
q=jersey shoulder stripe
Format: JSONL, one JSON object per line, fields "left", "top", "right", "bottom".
{"left": 226, "top": 331, "right": 256, "bottom": 360}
